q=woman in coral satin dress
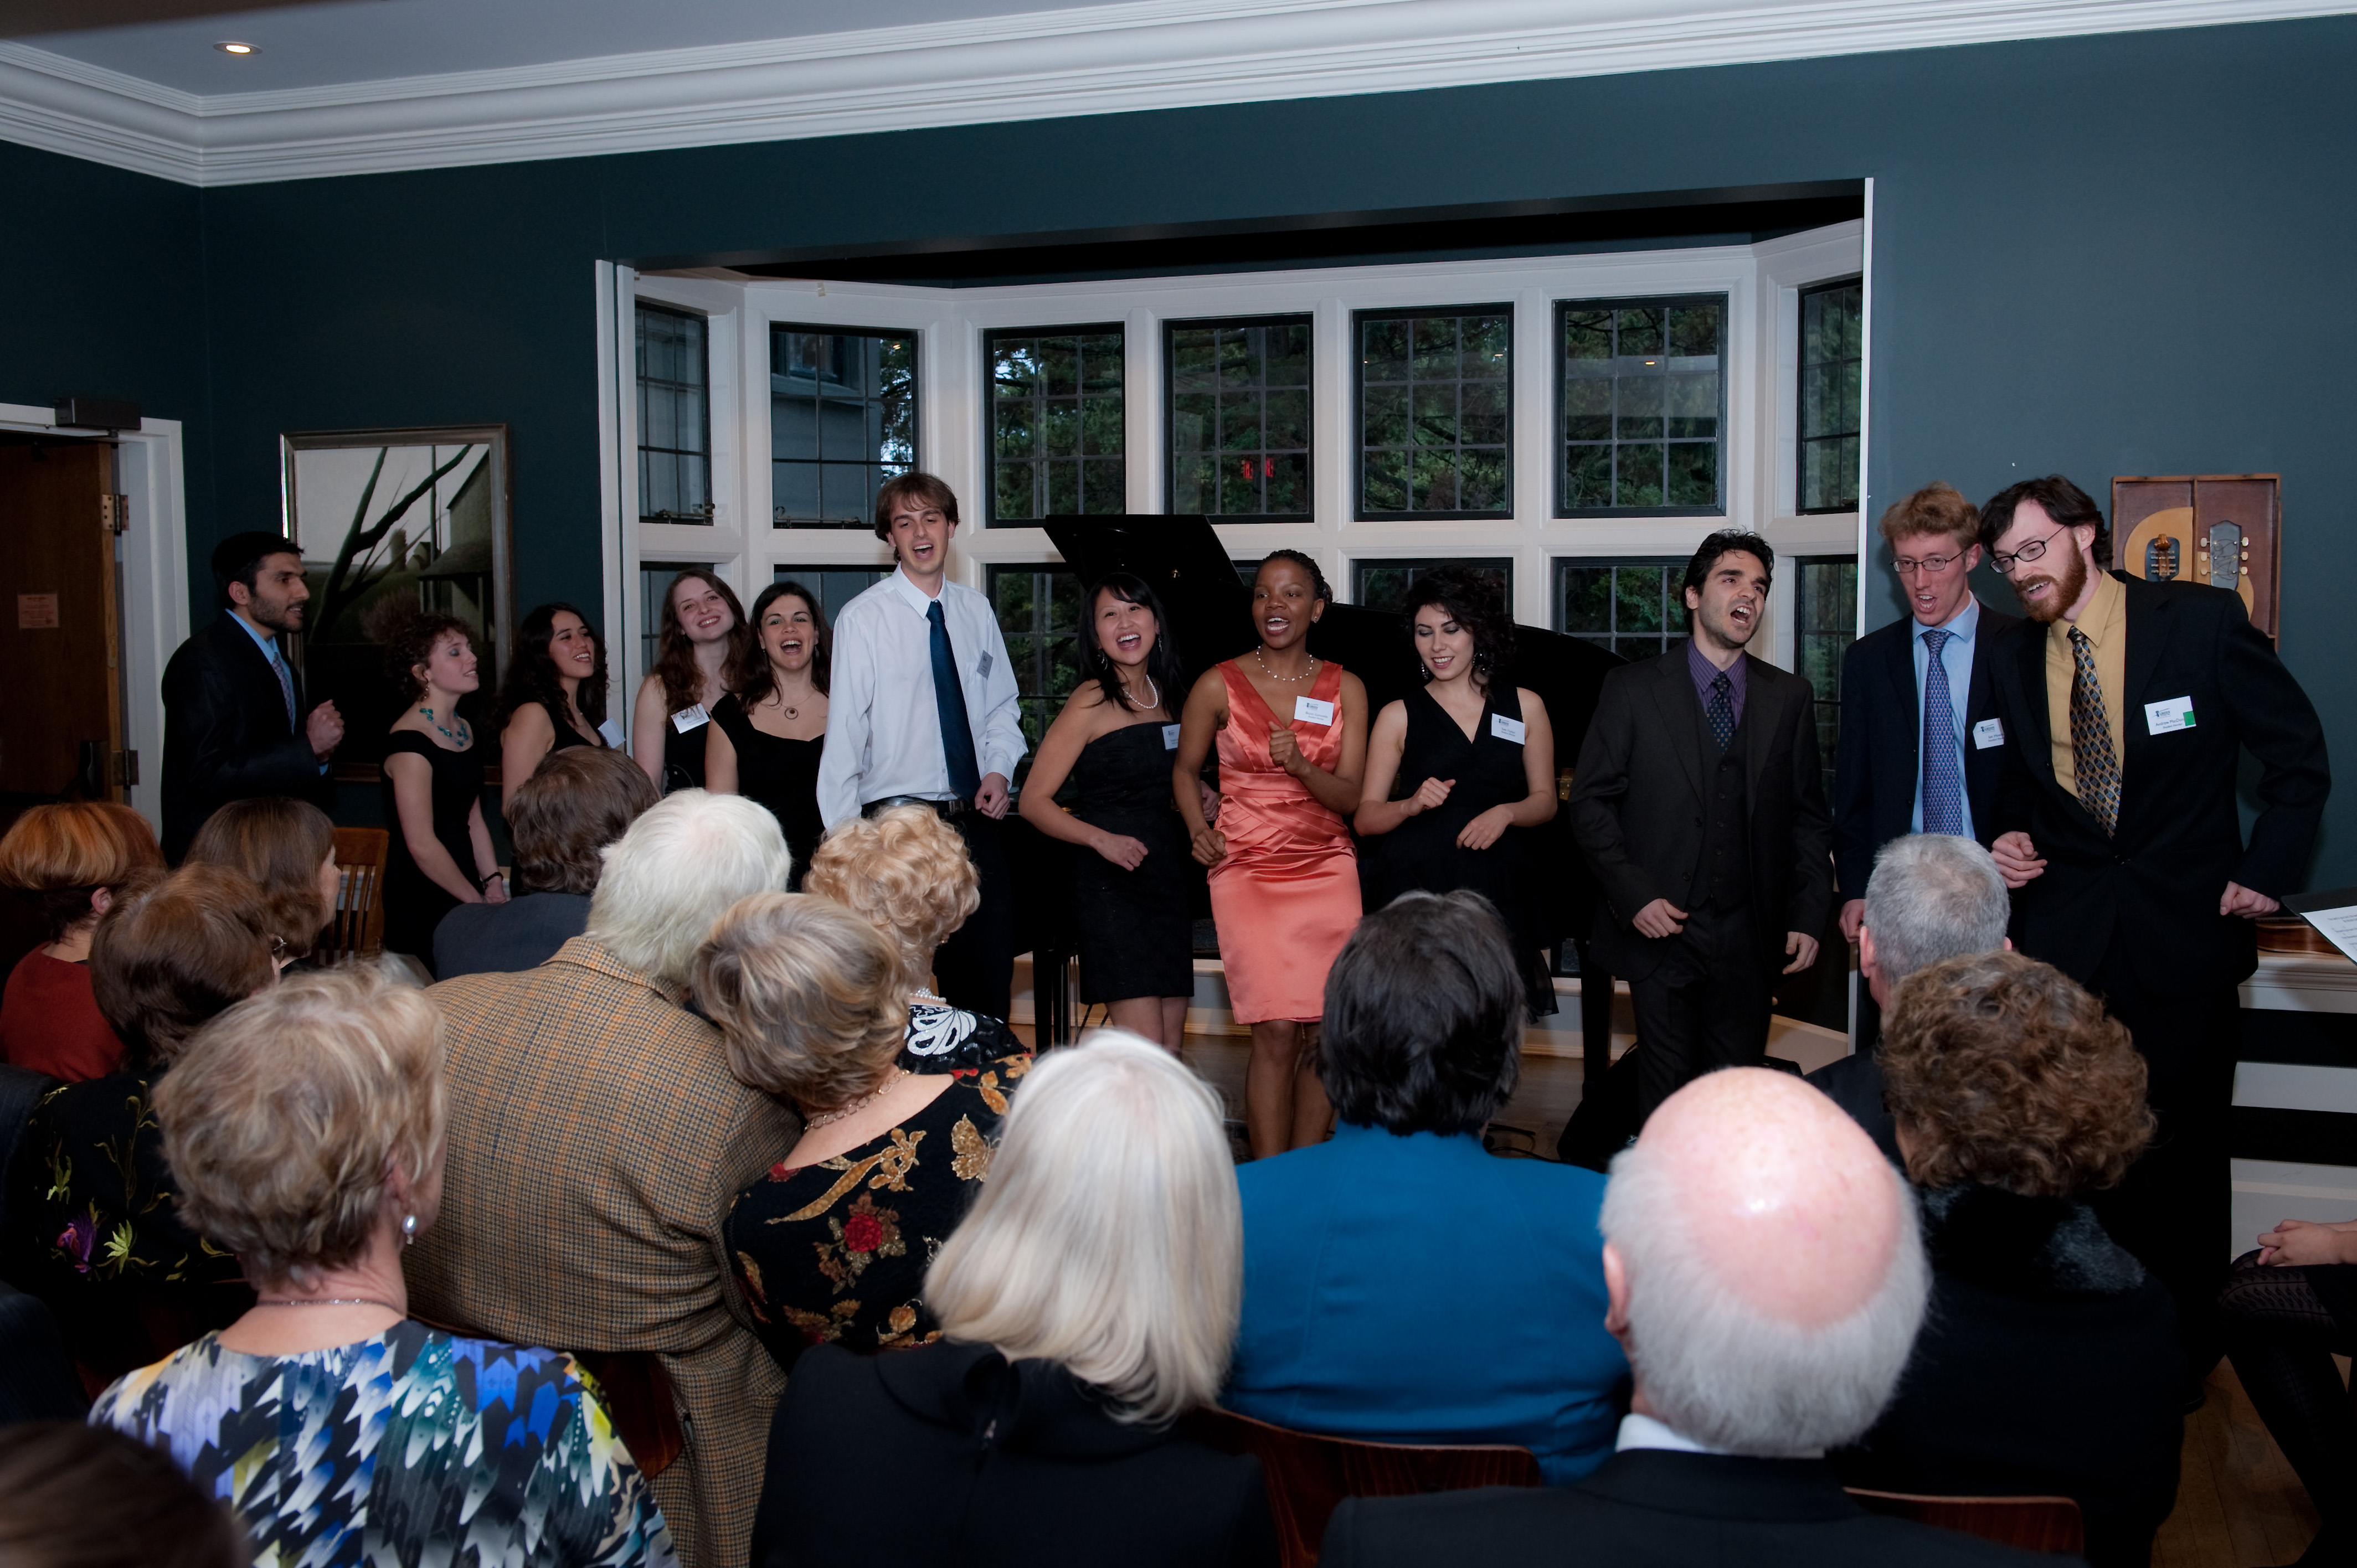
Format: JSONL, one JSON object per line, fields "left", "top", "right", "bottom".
{"left": 1175, "top": 550, "right": 1368, "bottom": 1158}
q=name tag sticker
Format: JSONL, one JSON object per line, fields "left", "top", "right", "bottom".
{"left": 597, "top": 719, "right": 626, "bottom": 749}
{"left": 1491, "top": 714, "right": 1527, "bottom": 745}
{"left": 1293, "top": 695, "right": 1337, "bottom": 726}
{"left": 1162, "top": 723, "right": 1182, "bottom": 751}
{"left": 977, "top": 651, "right": 994, "bottom": 678}
{"left": 2145, "top": 695, "right": 2196, "bottom": 735}
{"left": 1972, "top": 718, "right": 2005, "bottom": 750}
{"left": 670, "top": 704, "right": 710, "bottom": 733}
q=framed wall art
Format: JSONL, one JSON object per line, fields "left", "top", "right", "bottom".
{"left": 2113, "top": 473, "right": 2281, "bottom": 640}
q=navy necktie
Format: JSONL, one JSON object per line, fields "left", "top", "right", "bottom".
{"left": 1705, "top": 671, "right": 1736, "bottom": 752}
{"left": 928, "top": 600, "right": 984, "bottom": 802}
{"left": 1919, "top": 627, "right": 1963, "bottom": 835}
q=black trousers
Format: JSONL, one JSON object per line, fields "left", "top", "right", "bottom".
{"left": 1627, "top": 904, "right": 1772, "bottom": 1121}
{"left": 928, "top": 808, "right": 1014, "bottom": 1022}
{"left": 2082, "top": 952, "right": 2241, "bottom": 1381}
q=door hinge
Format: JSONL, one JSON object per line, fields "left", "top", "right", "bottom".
{"left": 101, "top": 494, "right": 128, "bottom": 535}
{"left": 113, "top": 749, "right": 138, "bottom": 786}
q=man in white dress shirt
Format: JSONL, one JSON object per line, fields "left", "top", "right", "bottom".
{"left": 816, "top": 473, "right": 1027, "bottom": 1017}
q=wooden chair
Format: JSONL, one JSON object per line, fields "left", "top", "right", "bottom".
{"left": 1182, "top": 1406, "right": 1543, "bottom": 1568}
{"left": 1846, "top": 1488, "right": 2086, "bottom": 1554}
{"left": 322, "top": 827, "right": 388, "bottom": 962}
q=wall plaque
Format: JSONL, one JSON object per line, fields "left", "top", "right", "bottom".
{"left": 2113, "top": 473, "right": 2281, "bottom": 639}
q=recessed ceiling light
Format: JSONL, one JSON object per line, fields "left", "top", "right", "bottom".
{"left": 216, "top": 42, "right": 256, "bottom": 55}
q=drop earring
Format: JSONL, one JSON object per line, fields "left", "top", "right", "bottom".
{"left": 402, "top": 1214, "right": 417, "bottom": 1246}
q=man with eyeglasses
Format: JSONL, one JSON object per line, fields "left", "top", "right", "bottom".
{"left": 1979, "top": 473, "right": 2328, "bottom": 1395}
{"left": 1830, "top": 483, "right": 2020, "bottom": 958}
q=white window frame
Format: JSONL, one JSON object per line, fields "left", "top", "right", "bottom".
{"left": 598, "top": 221, "right": 1867, "bottom": 731}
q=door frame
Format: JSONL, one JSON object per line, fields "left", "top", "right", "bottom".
{"left": 0, "top": 403, "right": 191, "bottom": 839}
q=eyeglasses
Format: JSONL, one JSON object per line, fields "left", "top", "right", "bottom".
{"left": 1891, "top": 549, "right": 1965, "bottom": 577}
{"left": 1990, "top": 523, "right": 2071, "bottom": 576}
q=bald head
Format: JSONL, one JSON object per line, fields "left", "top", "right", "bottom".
{"left": 1601, "top": 1068, "right": 1928, "bottom": 1456}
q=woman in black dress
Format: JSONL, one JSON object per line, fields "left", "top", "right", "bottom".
{"left": 380, "top": 611, "right": 503, "bottom": 969}
{"left": 495, "top": 602, "right": 610, "bottom": 812}
{"left": 1017, "top": 573, "right": 1195, "bottom": 1048}
{"left": 1354, "top": 569, "right": 1560, "bottom": 1013}
{"left": 629, "top": 567, "right": 748, "bottom": 795}
{"left": 708, "top": 581, "right": 828, "bottom": 888}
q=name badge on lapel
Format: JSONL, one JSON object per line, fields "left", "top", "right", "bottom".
{"left": 597, "top": 719, "right": 626, "bottom": 749}
{"left": 1491, "top": 714, "right": 1527, "bottom": 745}
{"left": 671, "top": 704, "right": 710, "bottom": 733}
{"left": 977, "top": 651, "right": 994, "bottom": 678}
{"left": 1972, "top": 718, "right": 2005, "bottom": 749}
{"left": 1162, "top": 723, "right": 1182, "bottom": 750}
{"left": 1293, "top": 695, "right": 1336, "bottom": 726}
{"left": 2145, "top": 695, "right": 2196, "bottom": 735}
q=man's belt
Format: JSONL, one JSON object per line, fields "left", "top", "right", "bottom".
{"left": 864, "top": 794, "right": 972, "bottom": 819}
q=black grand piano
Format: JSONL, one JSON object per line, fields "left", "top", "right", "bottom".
{"left": 1002, "top": 514, "right": 1625, "bottom": 1050}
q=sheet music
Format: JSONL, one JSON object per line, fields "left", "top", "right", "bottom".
{"left": 2287, "top": 886, "right": 2357, "bottom": 966}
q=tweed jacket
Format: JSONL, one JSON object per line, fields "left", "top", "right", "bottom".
{"left": 406, "top": 937, "right": 801, "bottom": 1568}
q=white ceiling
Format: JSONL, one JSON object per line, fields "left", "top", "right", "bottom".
{"left": 0, "top": 0, "right": 2347, "bottom": 187}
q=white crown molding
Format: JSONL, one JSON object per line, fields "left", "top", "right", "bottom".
{"left": 1, "top": 0, "right": 2350, "bottom": 188}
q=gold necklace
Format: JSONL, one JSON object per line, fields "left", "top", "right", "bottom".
{"left": 803, "top": 1067, "right": 910, "bottom": 1131}
{"left": 1253, "top": 648, "right": 1320, "bottom": 684}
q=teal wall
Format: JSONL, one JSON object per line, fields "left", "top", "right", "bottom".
{"left": 3, "top": 14, "right": 2352, "bottom": 878}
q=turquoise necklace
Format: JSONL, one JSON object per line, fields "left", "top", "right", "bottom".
{"left": 418, "top": 704, "right": 470, "bottom": 746}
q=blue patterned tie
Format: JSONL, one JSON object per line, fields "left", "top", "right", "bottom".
{"left": 1919, "top": 627, "right": 1963, "bottom": 835}
{"left": 267, "top": 642, "right": 297, "bottom": 731}
{"left": 1705, "top": 672, "right": 1735, "bottom": 752}
{"left": 928, "top": 600, "right": 983, "bottom": 802}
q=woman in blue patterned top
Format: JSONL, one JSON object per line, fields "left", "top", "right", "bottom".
{"left": 92, "top": 966, "right": 675, "bottom": 1568}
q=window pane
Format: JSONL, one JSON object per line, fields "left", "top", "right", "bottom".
{"left": 636, "top": 305, "right": 712, "bottom": 524}
{"left": 988, "top": 565, "right": 1085, "bottom": 760}
{"left": 1357, "top": 308, "right": 1512, "bottom": 518}
{"left": 1165, "top": 317, "right": 1311, "bottom": 522}
{"left": 1795, "top": 556, "right": 1858, "bottom": 801}
{"left": 771, "top": 326, "right": 917, "bottom": 529}
{"left": 774, "top": 565, "right": 891, "bottom": 627}
{"left": 1798, "top": 280, "right": 1862, "bottom": 513}
{"left": 990, "top": 328, "right": 1126, "bottom": 524}
{"left": 1556, "top": 296, "right": 1725, "bottom": 516}
{"left": 1352, "top": 559, "right": 1512, "bottom": 618}
{"left": 1553, "top": 558, "right": 1686, "bottom": 661}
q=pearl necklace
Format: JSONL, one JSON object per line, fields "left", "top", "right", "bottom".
{"left": 803, "top": 1067, "right": 910, "bottom": 1131}
{"left": 1253, "top": 648, "right": 1320, "bottom": 684}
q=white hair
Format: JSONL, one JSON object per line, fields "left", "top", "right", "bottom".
{"left": 1863, "top": 833, "right": 2010, "bottom": 984}
{"left": 584, "top": 790, "right": 792, "bottom": 987}
{"left": 923, "top": 1030, "right": 1241, "bottom": 1427}
{"left": 1600, "top": 1141, "right": 1929, "bottom": 1456}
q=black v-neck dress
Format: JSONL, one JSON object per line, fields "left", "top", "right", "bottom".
{"left": 380, "top": 730, "right": 485, "bottom": 971}
{"left": 1066, "top": 720, "right": 1194, "bottom": 1004}
{"left": 1376, "top": 684, "right": 1556, "bottom": 1013}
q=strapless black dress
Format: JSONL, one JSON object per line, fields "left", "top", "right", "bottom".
{"left": 1067, "top": 721, "right": 1193, "bottom": 1004}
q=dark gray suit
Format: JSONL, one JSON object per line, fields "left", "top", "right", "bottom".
{"left": 1569, "top": 643, "right": 1833, "bottom": 1115}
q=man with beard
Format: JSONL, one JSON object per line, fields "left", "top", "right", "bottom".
{"left": 160, "top": 531, "right": 343, "bottom": 861}
{"left": 1569, "top": 531, "right": 1833, "bottom": 1120}
{"left": 1980, "top": 474, "right": 2327, "bottom": 1389}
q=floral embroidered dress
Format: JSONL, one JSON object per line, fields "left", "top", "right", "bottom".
{"left": 0, "top": 1067, "right": 251, "bottom": 1382}
{"left": 726, "top": 1000, "right": 1027, "bottom": 1375}
{"left": 94, "top": 1321, "right": 677, "bottom": 1568}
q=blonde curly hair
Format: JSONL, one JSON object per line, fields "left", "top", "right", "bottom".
{"left": 694, "top": 892, "right": 910, "bottom": 1112}
{"left": 1881, "top": 950, "right": 2155, "bottom": 1198}
{"left": 801, "top": 806, "right": 979, "bottom": 992}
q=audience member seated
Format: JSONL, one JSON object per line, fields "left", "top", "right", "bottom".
{"left": 802, "top": 806, "right": 1022, "bottom": 1059}
{"left": 0, "top": 801, "right": 162, "bottom": 1081}
{"left": 1831, "top": 951, "right": 2179, "bottom": 1566}
{"left": 750, "top": 1030, "right": 1272, "bottom": 1568}
{"left": 96, "top": 967, "right": 677, "bottom": 1566}
{"left": 1226, "top": 890, "right": 1627, "bottom": 1483}
{"left": 2, "top": 864, "right": 274, "bottom": 1385}
{"left": 405, "top": 790, "right": 796, "bottom": 1568}
{"left": 0, "top": 1420, "right": 246, "bottom": 1568}
{"left": 698, "top": 893, "right": 1029, "bottom": 1376}
{"left": 435, "top": 746, "right": 658, "bottom": 978}
{"left": 2222, "top": 1218, "right": 2357, "bottom": 1567}
{"left": 1322, "top": 1069, "right": 2055, "bottom": 1568}
{"left": 1807, "top": 832, "right": 2011, "bottom": 1160}
{"left": 184, "top": 794, "right": 341, "bottom": 967}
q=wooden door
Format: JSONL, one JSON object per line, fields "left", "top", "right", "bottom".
{"left": 0, "top": 442, "right": 122, "bottom": 799}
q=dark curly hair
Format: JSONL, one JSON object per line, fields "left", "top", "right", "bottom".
{"left": 1254, "top": 549, "right": 1330, "bottom": 606}
{"left": 1317, "top": 890, "right": 1524, "bottom": 1136}
{"left": 1979, "top": 473, "right": 2110, "bottom": 568}
{"left": 1402, "top": 568, "right": 1514, "bottom": 688}
{"left": 1881, "top": 950, "right": 2155, "bottom": 1198}
{"left": 375, "top": 607, "right": 475, "bottom": 704}
{"left": 650, "top": 568, "right": 750, "bottom": 714}
{"left": 1079, "top": 572, "right": 1186, "bottom": 713}
{"left": 497, "top": 602, "right": 609, "bottom": 730}
{"left": 729, "top": 582, "right": 832, "bottom": 705}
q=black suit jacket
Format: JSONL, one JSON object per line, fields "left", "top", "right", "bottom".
{"left": 751, "top": 1340, "right": 1275, "bottom": 1568}
{"left": 159, "top": 614, "right": 333, "bottom": 861}
{"left": 1568, "top": 644, "right": 1834, "bottom": 979}
{"left": 1831, "top": 601, "right": 2021, "bottom": 901}
{"left": 1322, "top": 1447, "right": 2072, "bottom": 1567}
{"left": 1988, "top": 572, "right": 2328, "bottom": 997}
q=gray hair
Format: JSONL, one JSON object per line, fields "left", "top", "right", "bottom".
{"left": 585, "top": 790, "right": 792, "bottom": 987}
{"left": 1862, "top": 833, "right": 2010, "bottom": 984}
{"left": 924, "top": 1031, "right": 1241, "bottom": 1427}
{"left": 1600, "top": 1141, "right": 1928, "bottom": 1456}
